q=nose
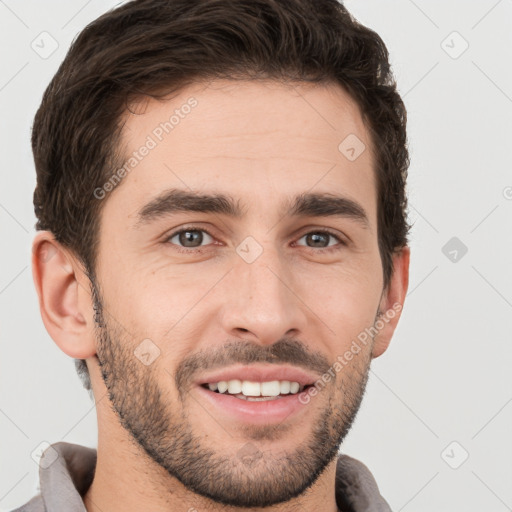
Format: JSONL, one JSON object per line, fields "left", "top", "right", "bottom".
{"left": 219, "top": 246, "right": 307, "bottom": 345}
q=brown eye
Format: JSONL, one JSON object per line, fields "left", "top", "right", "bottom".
{"left": 296, "top": 231, "right": 342, "bottom": 249}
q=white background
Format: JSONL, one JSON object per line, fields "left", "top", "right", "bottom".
{"left": 1, "top": 1, "right": 511, "bottom": 510}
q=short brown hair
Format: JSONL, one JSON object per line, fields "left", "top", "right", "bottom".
{"left": 32, "top": 0, "right": 410, "bottom": 390}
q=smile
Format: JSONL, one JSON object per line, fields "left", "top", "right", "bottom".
{"left": 202, "top": 379, "right": 310, "bottom": 401}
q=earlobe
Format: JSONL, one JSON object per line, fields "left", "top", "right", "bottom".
{"left": 371, "top": 246, "right": 410, "bottom": 359}
{"left": 32, "top": 231, "right": 97, "bottom": 359}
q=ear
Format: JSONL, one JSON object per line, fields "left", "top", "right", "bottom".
{"left": 371, "top": 246, "right": 410, "bottom": 359}
{"left": 32, "top": 231, "right": 97, "bottom": 359}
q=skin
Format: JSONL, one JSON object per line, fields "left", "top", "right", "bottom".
{"left": 32, "top": 79, "right": 409, "bottom": 512}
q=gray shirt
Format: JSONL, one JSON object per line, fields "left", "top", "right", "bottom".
{"left": 11, "top": 442, "right": 392, "bottom": 512}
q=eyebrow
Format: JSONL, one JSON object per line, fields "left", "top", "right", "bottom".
{"left": 135, "top": 188, "right": 369, "bottom": 228}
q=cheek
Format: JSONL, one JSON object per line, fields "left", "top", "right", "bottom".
{"left": 107, "top": 265, "right": 221, "bottom": 355}
{"left": 297, "top": 265, "right": 381, "bottom": 348}
{"left": 328, "top": 294, "right": 379, "bottom": 349}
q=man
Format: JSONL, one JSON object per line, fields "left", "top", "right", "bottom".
{"left": 17, "top": 0, "right": 410, "bottom": 510}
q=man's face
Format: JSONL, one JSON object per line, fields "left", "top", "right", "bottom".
{"left": 92, "top": 79, "right": 385, "bottom": 507}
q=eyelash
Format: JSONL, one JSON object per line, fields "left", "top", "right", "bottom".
{"left": 164, "top": 226, "right": 346, "bottom": 254}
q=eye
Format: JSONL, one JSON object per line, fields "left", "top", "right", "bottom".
{"left": 167, "top": 228, "right": 214, "bottom": 248}
{"left": 295, "top": 231, "right": 343, "bottom": 249}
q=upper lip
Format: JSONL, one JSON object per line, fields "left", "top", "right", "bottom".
{"left": 196, "top": 365, "right": 320, "bottom": 387}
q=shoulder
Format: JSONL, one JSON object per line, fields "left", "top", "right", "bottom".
{"left": 9, "top": 493, "right": 45, "bottom": 512}
{"left": 335, "top": 454, "right": 392, "bottom": 512}
{"left": 9, "top": 442, "right": 96, "bottom": 512}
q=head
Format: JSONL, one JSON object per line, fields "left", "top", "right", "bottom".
{"left": 31, "top": 0, "right": 410, "bottom": 508}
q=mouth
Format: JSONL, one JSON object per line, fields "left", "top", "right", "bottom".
{"left": 194, "top": 366, "right": 319, "bottom": 424}
{"left": 200, "top": 380, "right": 314, "bottom": 401}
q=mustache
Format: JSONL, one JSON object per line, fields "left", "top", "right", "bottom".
{"left": 175, "top": 338, "right": 332, "bottom": 391}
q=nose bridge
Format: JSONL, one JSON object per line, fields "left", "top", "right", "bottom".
{"left": 221, "top": 242, "right": 304, "bottom": 342}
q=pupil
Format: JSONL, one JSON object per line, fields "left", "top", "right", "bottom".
{"left": 179, "top": 230, "right": 203, "bottom": 247}
{"left": 307, "top": 233, "right": 328, "bottom": 247}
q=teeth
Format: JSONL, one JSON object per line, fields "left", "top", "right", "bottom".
{"left": 227, "top": 379, "right": 242, "bottom": 394}
{"left": 280, "top": 380, "right": 291, "bottom": 394}
{"left": 261, "top": 380, "right": 280, "bottom": 397}
{"left": 242, "top": 380, "right": 261, "bottom": 396}
{"left": 217, "top": 381, "right": 228, "bottom": 393}
{"left": 232, "top": 394, "right": 281, "bottom": 401}
{"left": 290, "top": 382, "right": 300, "bottom": 394}
{"left": 207, "top": 379, "right": 304, "bottom": 397}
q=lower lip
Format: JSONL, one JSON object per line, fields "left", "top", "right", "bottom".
{"left": 195, "top": 385, "right": 312, "bottom": 425}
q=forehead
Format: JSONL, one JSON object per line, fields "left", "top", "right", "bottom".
{"left": 106, "top": 79, "right": 376, "bottom": 222}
